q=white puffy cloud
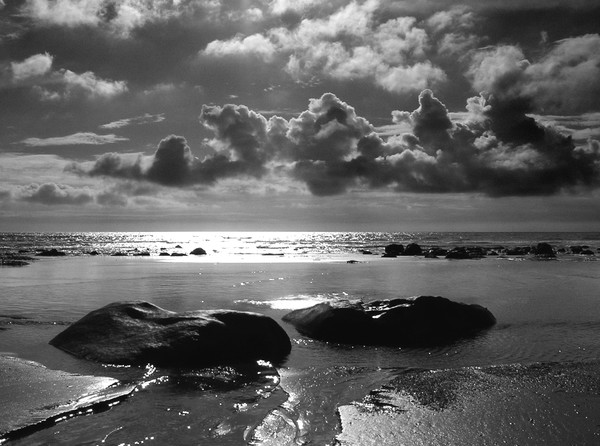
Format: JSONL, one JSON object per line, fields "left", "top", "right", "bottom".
{"left": 6, "top": 52, "right": 128, "bottom": 100}
{"left": 20, "top": 0, "right": 195, "bottom": 36}
{"left": 203, "top": 34, "right": 277, "bottom": 61}
{"left": 10, "top": 52, "right": 53, "bottom": 81}
{"left": 202, "top": 0, "right": 461, "bottom": 94}
{"left": 468, "top": 34, "right": 600, "bottom": 113}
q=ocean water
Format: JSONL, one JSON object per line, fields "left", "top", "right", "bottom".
{"left": 1, "top": 232, "right": 600, "bottom": 445}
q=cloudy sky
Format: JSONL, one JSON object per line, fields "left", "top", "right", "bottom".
{"left": 1, "top": 0, "right": 599, "bottom": 231}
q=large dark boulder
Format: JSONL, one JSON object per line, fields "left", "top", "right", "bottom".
{"left": 190, "top": 247, "right": 207, "bottom": 255}
{"left": 50, "top": 301, "right": 291, "bottom": 366}
{"left": 403, "top": 243, "right": 422, "bottom": 256}
{"left": 283, "top": 296, "right": 496, "bottom": 347}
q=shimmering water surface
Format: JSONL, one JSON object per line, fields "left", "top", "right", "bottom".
{"left": 1, "top": 232, "right": 600, "bottom": 445}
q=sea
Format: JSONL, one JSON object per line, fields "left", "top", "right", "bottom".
{"left": 1, "top": 231, "right": 600, "bottom": 445}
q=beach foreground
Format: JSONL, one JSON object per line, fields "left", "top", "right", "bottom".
{"left": 336, "top": 360, "right": 600, "bottom": 445}
{"left": 1, "top": 232, "right": 600, "bottom": 444}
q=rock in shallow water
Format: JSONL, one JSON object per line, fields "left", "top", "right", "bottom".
{"left": 50, "top": 301, "right": 291, "bottom": 366}
{"left": 283, "top": 296, "right": 496, "bottom": 346}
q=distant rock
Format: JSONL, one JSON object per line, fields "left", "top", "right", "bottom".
{"left": 427, "top": 247, "right": 448, "bottom": 257}
{"left": 502, "top": 247, "right": 529, "bottom": 256}
{"left": 283, "top": 296, "right": 496, "bottom": 347}
{"left": 159, "top": 252, "right": 171, "bottom": 256}
{"left": 88, "top": 250, "right": 100, "bottom": 256}
{"left": 581, "top": 249, "right": 595, "bottom": 255}
{"left": 50, "top": 301, "right": 291, "bottom": 366}
{"left": 384, "top": 244, "right": 404, "bottom": 256}
{"left": 175, "top": 245, "right": 183, "bottom": 249}
{"left": 1, "top": 253, "right": 32, "bottom": 267}
{"left": 36, "top": 248, "right": 66, "bottom": 257}
{"left": 190, "top": 247, "right": 207, "bottom": 255}
{"left": 403, "top": 243, "right": 422, "bottom": 256}
{"left": 171, "top": 253, "right": 187, "bottom": 257}
{"left": 445, "top": 248, "right": 472, "bottom": 260}
{"left": 111, "top": 252, "right": 127, "bottom": 257}
{"left": 445, "top": 247, "right": 484, "bottom": 260}
{"left": 360, "top": 250, "right": 373, "bottom": 255}
{"left": 0, "top": 258, "right": 29, "bottom": 267}
{"left": 531, "top": 242, "right": 555, "bottom": 258}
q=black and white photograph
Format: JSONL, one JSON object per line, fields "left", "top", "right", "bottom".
{"left": 1, "top": 0, "right": 600, "bottom": 444}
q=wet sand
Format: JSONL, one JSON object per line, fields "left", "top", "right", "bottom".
{"left": 336, "top": 360, "right": 600, "bottom": 445}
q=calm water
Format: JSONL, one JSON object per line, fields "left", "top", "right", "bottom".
{"left": 1, "top": 232, "right": 600, "bottom": 445}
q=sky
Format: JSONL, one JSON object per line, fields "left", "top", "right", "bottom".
{"left": 1, "top": 0, "right": 599, "bottom": 232}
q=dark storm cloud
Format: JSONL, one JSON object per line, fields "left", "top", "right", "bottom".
{"left": 72, "top": 90, "right": 600, "bottom": 197}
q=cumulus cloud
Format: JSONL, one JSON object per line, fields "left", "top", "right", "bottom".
{"left": 19, "top": 183, "right": 94, "bottom": 205}
{"left": 99, "top": 113, "right": 166, "bottom": 129}
{"left": 468, "top": 34, "right": 600, "bottom": 114}
{"left": 203, "top": 34, "right": 277, "bottom": 61}
{"left": 20, "top": 0, "right": 194, "bottom": 36}
{"left": 20, "top": 132, "right": 128, "bottom": 147}
{"left": 200, "top": 1, "right": 484, "bottom": 94}
{"left": 10, "top": 52, "right": 53, "bottom": 81}
{"left": 73, "top": 88, "right": 600, "bottom": 197}
{"left": 5, "top": 52, "right": 128, "bottom": 100}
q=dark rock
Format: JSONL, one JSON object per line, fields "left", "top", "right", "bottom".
{"left": 445, "top": 247, "right": 485, "bottom": 259}
{"left": 0, "top": 258, "right": 29, "bottom": 267}
{"left": 581, "top": 249, "right": 595, "bottom": 255}
{"left": 403, "top": 243, "right": 422, "bottom": 256}
{"left": 503, "top": 247, "right": 528, "bottom": 256}
{"left": 445, "top": 248, "right": 472, "bottom": 260}
{"left": 424, "top": 250, "right": 438, "bottom": 259}
{"left": 134, "top": 251, "right": 150, "bottom": 256}
{"left": 283, "top": 296, "right": 496, "bottom": 347}
{"left": 175, "top": 245, "right": 183, "bottom": 249}
{"left": 347, "top": 260, "right": 360, "bottom": 264}
{"left": 190, "top": 247, "right": 207, "bottom": 255}
{"left": 171, "top": 253, "right": 187, "bottom": 257}
{"left": 427, "top": 247, "right": 448, "bottom": 257}
{"left": 159, "top": 252, "right": 171, "bottom": 256}
{"left": 36, "top": 248, "right": 66, "bottom": 257}
{"left": 487, "top": 250, "right": 499, "bottom": 256}
{"left": 360, "top": 250, "right": 373, "bottom": 255}
{"left": 89, "top": 250, "right": 100, "bottom": 256}
{"left": 50, "top": 301, "right": 291, "bottom": 366}
{"left": 111, "top": 252, "right": 127, "bottom": 257}
{"left": 381, "top": 253, "right": 397, "bottom": 258}
{"left": 531, "top": 242, "right": 555, "bottom": 258}
{"left": 384, "top": 244, "right": 404, "bottom": 256}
